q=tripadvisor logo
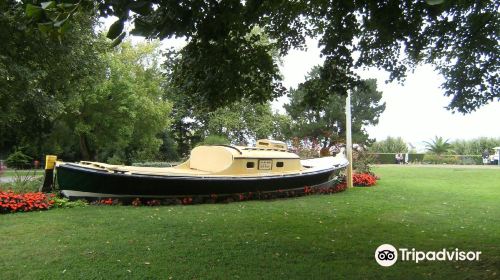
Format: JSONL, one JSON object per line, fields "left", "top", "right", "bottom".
{"left": 375, "top": 244, "right": 481, "bottom": 267}
{"left": 375, "top": 244, "right": 398, "bottom": 267}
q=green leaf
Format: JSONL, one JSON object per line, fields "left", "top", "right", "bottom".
{"left": 59, "top": 21, "right": 72, "bottom": 33}
{"left": 37, "top": 22, "right": 53, "bottom": 33}
{"left": 54, "top": 18, "right": 67, "bottom": 28}
{"left": 129, "top": 1, "right": 152, "bottom": 16}
{"left": 426, "top": 0, "right": 445, "bottom": 5}
{"left": 44, "top": 9, "right": 59, "bottom": 21}
{"left": 26, "top": 4, "right": 42, "bottom": 19}
{"left": 41, "top": 1, "right": 56, "bottom": 10}
{"left": 110, "top": 32, "right": 126, "bottom": 48}
{"left": 107, "top": 20, "right": 124, "bottom": 40}
{"left": 57, "top": 3, "right": 76, "bottom": 10}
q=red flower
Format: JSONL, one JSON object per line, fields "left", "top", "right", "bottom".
{"left": 99, "top": 198, "right": 114, "bottom": 205}
{"left": 146, "top": 199, "right": 161, "bottom": 206}
{"left": 0, "top": 191, "right": 53, "bottom": 214}
{"left": 352, "top": 173, "right": 377, "bottom": 187}
{"left": 181, "top": 197, "right": 193, "bottom": 205}
{"left": 131, "top": 198, "right": 142, "bottom": 207}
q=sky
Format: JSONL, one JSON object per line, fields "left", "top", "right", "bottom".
{"left": 277, "top": 38, "right": 500, "bottom": 149}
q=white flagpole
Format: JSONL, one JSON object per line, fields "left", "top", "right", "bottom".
{"left": 345, "top": 90, "right": 353, "bottom": 188}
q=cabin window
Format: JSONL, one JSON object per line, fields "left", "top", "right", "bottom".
{"left": 246, "top": 162, "right": 255, "bottom": 168}
{"left": 276, "top": 162, "right": 284, "bottom": 168}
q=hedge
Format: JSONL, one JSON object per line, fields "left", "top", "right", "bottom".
{"left": 423, "top": 154, "right": 482, "bottom": 165}
{"left": 368, "top": 153, "right": 482, "bottom": 165}
{"left": 368, "top": 153, "right": 424, "bottom": 164}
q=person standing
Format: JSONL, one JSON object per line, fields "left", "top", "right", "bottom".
{"left": 482, "top": 149, "right": 489, "bottom": 165}
{"left": 395, "top": 153, "right": 403, "bottom": 164}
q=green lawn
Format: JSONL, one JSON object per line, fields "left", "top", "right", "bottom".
{"left": 1, "top": 166, "right": 499, "bottom": 279}
{"left": 0, "top": 169, "right": 42, "bottom": 177}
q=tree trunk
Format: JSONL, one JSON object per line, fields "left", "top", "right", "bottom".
{"left": 79, "top": 135, "right": 91, "bottom": 160}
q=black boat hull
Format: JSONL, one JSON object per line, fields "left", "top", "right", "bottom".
{"left": 57, "top": 163, "right": 345, "bottom": 198}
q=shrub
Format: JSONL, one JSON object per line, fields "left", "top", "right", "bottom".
{"left": 0, "top": 175, "right": 42, "bottom": 193}
{"left": 297, "top": 148, "right": 319, "bottom": 159}
{"left": 370, "top": 153, "right": 397, "bottom": 164}
{"left": 423, "top": 154, "right": 460, "bottom": 164}
{"left": 422, "top": 154, "right": 483, "bottom": 165}
{"left": 290, "top": 137, "right": 321, "bottom": 159}
{"left": 5, "top": 151, "right": 32, "bottom": 169}
{"left": 352, "top": 149, "right": 375, "bottom": 174}
{"left": 459, "top": 155, "right": 482, "bottom": 165}
{"left": 50, "top": 197, "right": 88, "bottom": 208}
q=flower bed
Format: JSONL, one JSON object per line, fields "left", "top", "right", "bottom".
{"left": 87, "top": 179, "right": 350, "bottom": 207}
{"left": 0, "top": 191, "right": 90, "bottom": 214}
{"left": 0, "top": 191, "right": 54, "bottom": 213}
{"left": 353, "top": 173, "right": 377, "bottom": 187}
{"left": 1, "top": 175, "right": 367, "bottom": 212}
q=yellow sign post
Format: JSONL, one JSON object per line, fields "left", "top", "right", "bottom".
{"left": 40, "top": 155, "right": 57, "bottom": 192}
{"left": 45, "top": 155, "right": 57, "bottom": 170}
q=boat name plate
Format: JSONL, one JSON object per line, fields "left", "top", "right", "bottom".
{"left": 258, "top": 160, "right": 272, "bottom": 170}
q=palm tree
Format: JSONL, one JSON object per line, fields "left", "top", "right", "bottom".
{"left": 424, "top": 136, "right": 452, "bottom": 155}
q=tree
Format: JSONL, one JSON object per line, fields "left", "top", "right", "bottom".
{"left": 270, "top": 113, "right": 292, "bottom": 141}
{"left": 285, "top": 67, "right": 385, "bottom": 149}
{"left": 164, "top": 94, "right": 285, "bottom": 157}
{"left": 160, "top": 25, "right": 286, "bottom": 156}
{"left": 369, "top": 137, "right": 408, "bottom": 153}
{"left": 198, "top": 135, "right": 230, "bottom": 146}
{"left": 25, "top": 0, "right": 499, "bottom": 113}
{"left": 205, "top": 100, "right": 276, "bottom": 144}
{"left": 451, "top": 137, "right": 500, "bottom": 155}
{"left": 158, "top": 130, "right": 180, "bottom": 161}
{"left": 162, "top": 84, "right": 206, "bottom": 158}
{"left": 0, "top": 1, "right": 105, "bottom": 159}
{"left": 52, "top": 41, "right": 173, "bottom": 163}
{"left": 424, "top": 136, "right": 452, "bottom": 155}
{"left": 1, "top": 2, "right": 174, "bottom": 163}
{"left": 163, "top": 29, "right": 285, "bottom": 111}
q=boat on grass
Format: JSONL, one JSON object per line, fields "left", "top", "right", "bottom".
{"left": 55, "top": 140, "right": 348, "bottom": 199}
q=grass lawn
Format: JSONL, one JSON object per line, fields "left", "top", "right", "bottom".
{"left": 0, "top": 169, "right": 42, "bottom": 177}
{"left": 1, "top": 166, "right": 499, "bottom": 279}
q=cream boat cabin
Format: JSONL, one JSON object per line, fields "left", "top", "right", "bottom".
{"left": 176, "top": 140, "right": 303, "bottom": 176}
{"left": 55, "top": 139, "right": 349, "bottom": 198}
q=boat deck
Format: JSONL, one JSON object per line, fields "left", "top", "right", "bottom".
{"left": 76, "top": 161, "right": 212, "bottom": 175}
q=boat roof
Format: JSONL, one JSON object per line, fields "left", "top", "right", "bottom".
{"left": 255, "top": 139, "right": 287, "bottom": 151}
{"left": 212, "top": 145, "right": 299, "bottom": 159}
